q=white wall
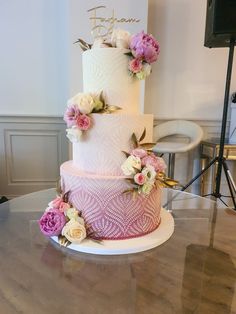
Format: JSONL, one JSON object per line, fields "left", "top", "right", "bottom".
{"left": 0, "top": 0, "right": 235, "bottom": 120}
{"left": 0, "top": 0, "right": 69, "bottom": 116}
{"left": 146, "top": 0, "right": 236, "bottom": 120}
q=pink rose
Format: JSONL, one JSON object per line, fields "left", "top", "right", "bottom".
{"left": 59, "top": 202, "right": 70, "bottom": 213}
{"left": 134, "top": 173, "right": 146, "bottom": 185}
{"left": 50, "top": 196, "right": 64, "bottom": 208}
{"left": 64, "top": 104, "right": 80, "bottom": 127}
{"left": 39, "top": 209, "right": 66, "bottom": 236}
{"left": 76, "top": 114, "right": 92, "bottom": 131}
{"left": 49, "top": 197, "right": 70, "bottom": 213}
{"left": 128, "top": 58, "right": 143, "bottom": 74}
{"left": 141, "top": 154, "right": 166, "bottom": 172}
{"left": 131, "top": 148, "right": 148, "bottom": 159}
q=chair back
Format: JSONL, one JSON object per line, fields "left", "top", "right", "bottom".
{"left": 154, "top": 120, "right": 203, "bottom": 151}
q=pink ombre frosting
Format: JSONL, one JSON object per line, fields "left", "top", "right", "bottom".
{"left": 60, "top": 161, "right": 162, "bottom": 240}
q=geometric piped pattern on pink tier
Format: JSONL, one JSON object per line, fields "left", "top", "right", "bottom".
{"left": 61, "top": 161, "right": 161, "bottom": 240}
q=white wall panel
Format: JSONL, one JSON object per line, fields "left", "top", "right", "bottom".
{"left": 0, "top": 116, "right": 68, "bottom": 198}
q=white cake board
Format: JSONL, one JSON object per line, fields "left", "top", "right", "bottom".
{"left": 51, "top": 208, "right": 174, "bottom": 255}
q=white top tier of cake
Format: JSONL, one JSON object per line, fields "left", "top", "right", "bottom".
{"left": 83, "top": 48, "right": 141, "bottom": 113}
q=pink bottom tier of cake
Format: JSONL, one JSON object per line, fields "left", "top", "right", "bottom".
{"left": 60, "top": 161, "right": 162, "bottom": 240}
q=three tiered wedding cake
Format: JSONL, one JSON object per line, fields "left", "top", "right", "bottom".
{"left": 39, "top": 30, "right": 173, "bottom": 248}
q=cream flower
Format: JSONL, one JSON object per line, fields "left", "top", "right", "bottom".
{"left": 141, "top": 182, "right": 154, "bottom": 195}
{"left": 68, "top": 93, "right": 95, "bottom": 114}
{"left": 62, "top": 219, "right": 87, "bottom": 244}
{"left": 142, "top": 165, "right": 157, "bottom": 182}
{"left": 66, "top": 126, "right": 82, "bottom": 143}
{"left": 136, "top": 63, "right": 152, "bottom": 80}
{"left": 66, "top": 207, "right": 79, "bottom": 220}
{"left": 110, "top": 29, "right": 131, "bottom": 49}
{"left": 121, "top": 155, "right": 141, "bottom": 176}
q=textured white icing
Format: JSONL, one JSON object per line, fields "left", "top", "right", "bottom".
{"left": 73, "top": 113, "right": 153, "bottom": 176}
{"left": 83, "top": 48, "right": 141, "bottom": 113}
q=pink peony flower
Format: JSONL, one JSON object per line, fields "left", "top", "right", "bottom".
{"left": 39, "top": 208, "right": 66, "bottom": 236}
{"left": 76, "top": 114, "right": 92, "bottom": 131}
{"left": 64, "top": 104, "right": 80, "bottom": 127}
{"left": 128, "top": 58, "right": 143, "bottom": 73}
{"left": 131, "top": 148, "right": 148, "bottom": 159}
{"left": 141, "top": 154, "right": 166, "bottom": 172}
{"left": 144, "top": 45, "right": 158, "bottom": 64}
{"left": 130, "top": 31, "right": 160, "bottom": 64}
{"left": 134, "top": 173, "right": 146, "bottom": 185}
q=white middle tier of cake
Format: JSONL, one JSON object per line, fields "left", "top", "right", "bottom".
{"left": 73, "top": 113, "right": 153, "bottom": 176}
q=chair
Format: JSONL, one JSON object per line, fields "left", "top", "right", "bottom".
{"left": 152, "top": 120, "right": 203, "bottom": 178}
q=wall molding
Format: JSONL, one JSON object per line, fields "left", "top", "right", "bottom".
{"left": 0, "top": 116, "right": 232, "bottom": 200}
{"left": 0, "top": 115, "right": 68, "bottom": 198}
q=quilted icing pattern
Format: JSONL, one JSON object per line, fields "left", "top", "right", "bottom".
{"left": 61, "top": 162, "right": 161, "bottom": 240}
{"left": 83, "top": 48, "right": 140, "bottom": 113}
{"left": 73, "top": 113, "right": 153, "bottom": 176}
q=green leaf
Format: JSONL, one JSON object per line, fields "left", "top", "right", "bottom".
{"left": 139, "top": 128, "right": 146, "bottom": 142}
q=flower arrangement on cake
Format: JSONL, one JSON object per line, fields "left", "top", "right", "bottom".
{"left": 39, "top": 188, "right": 101, "bottom": 247}
{"left": 76, "top": 28, "right": 160, "bottom": 80}
{"left": 64, "top": 92, "right": 121, "bottom": 142}
{"left": 38, "top": 129, "right": 178, "bottom": 247}
{"left": 121, "top": 129, "right": 178, "bottom": 196}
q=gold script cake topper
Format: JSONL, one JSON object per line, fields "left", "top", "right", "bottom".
{"left": 88, "top": 6, "right": 140, "bottom": 39}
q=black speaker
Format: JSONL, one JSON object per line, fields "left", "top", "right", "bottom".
{"left": 204, "top": 0, "right": 236, "bottom": 48}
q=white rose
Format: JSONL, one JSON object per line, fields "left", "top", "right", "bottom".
{"left": 142, "top": 165, "right": 157, "bottom": 182}
{"left": 110, "top": 29, "right": 131, "bottom": 49}
{"left": 68, "top": 93, "right": 95, "bottom": 114}
{"left": 121, "top": 155, "right": 141, "bottom": 176}
{"left": 62, "top": 219, "right": 87, "bottom": 244}
{"left": 141, "top": 182, "right": 154, "bottom": 195}
{"left": 66, "top": 126, "right": 82, "bottom": 143}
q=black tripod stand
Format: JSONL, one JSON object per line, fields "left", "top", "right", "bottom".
{"left": 181, "top": 39, "right": 236, "bottom": 209}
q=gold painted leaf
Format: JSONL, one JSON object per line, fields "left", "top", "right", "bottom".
{"left": 106, "top": 105, "right": 122, "bottom": 113}
{"left": 139, "top": 128, "right": 146, "bottom": 142}
{"left": 139, "top": 142, "right": 156, "bottom": 149}
{"left": 58, "top": 235, "right": 71, "bottom": 247}
{"left": 122, "top": 150, "right": 130, "bottom": 158}
{"left": 131, "top": 133, "right": 138, "bottom": 148}
{"left": 99, "top": 91, "right": 105, "bottom": 104}
{"left": 122, "top": 188, "right": 135, "bottom": 195}
{"left": 164, "top": 179, "right": 179, "bottom": 187}
{"left": 74, "top": 38, "right": 92, "bottom": 51}
{"left": 125, "top": 178, "right": 134, "bottom": 183}
{"left": 63, "top": 191, "right": 70, "bottom": 203}
{"left": 56, "top": 178, "right": 62, "bottom": 195}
